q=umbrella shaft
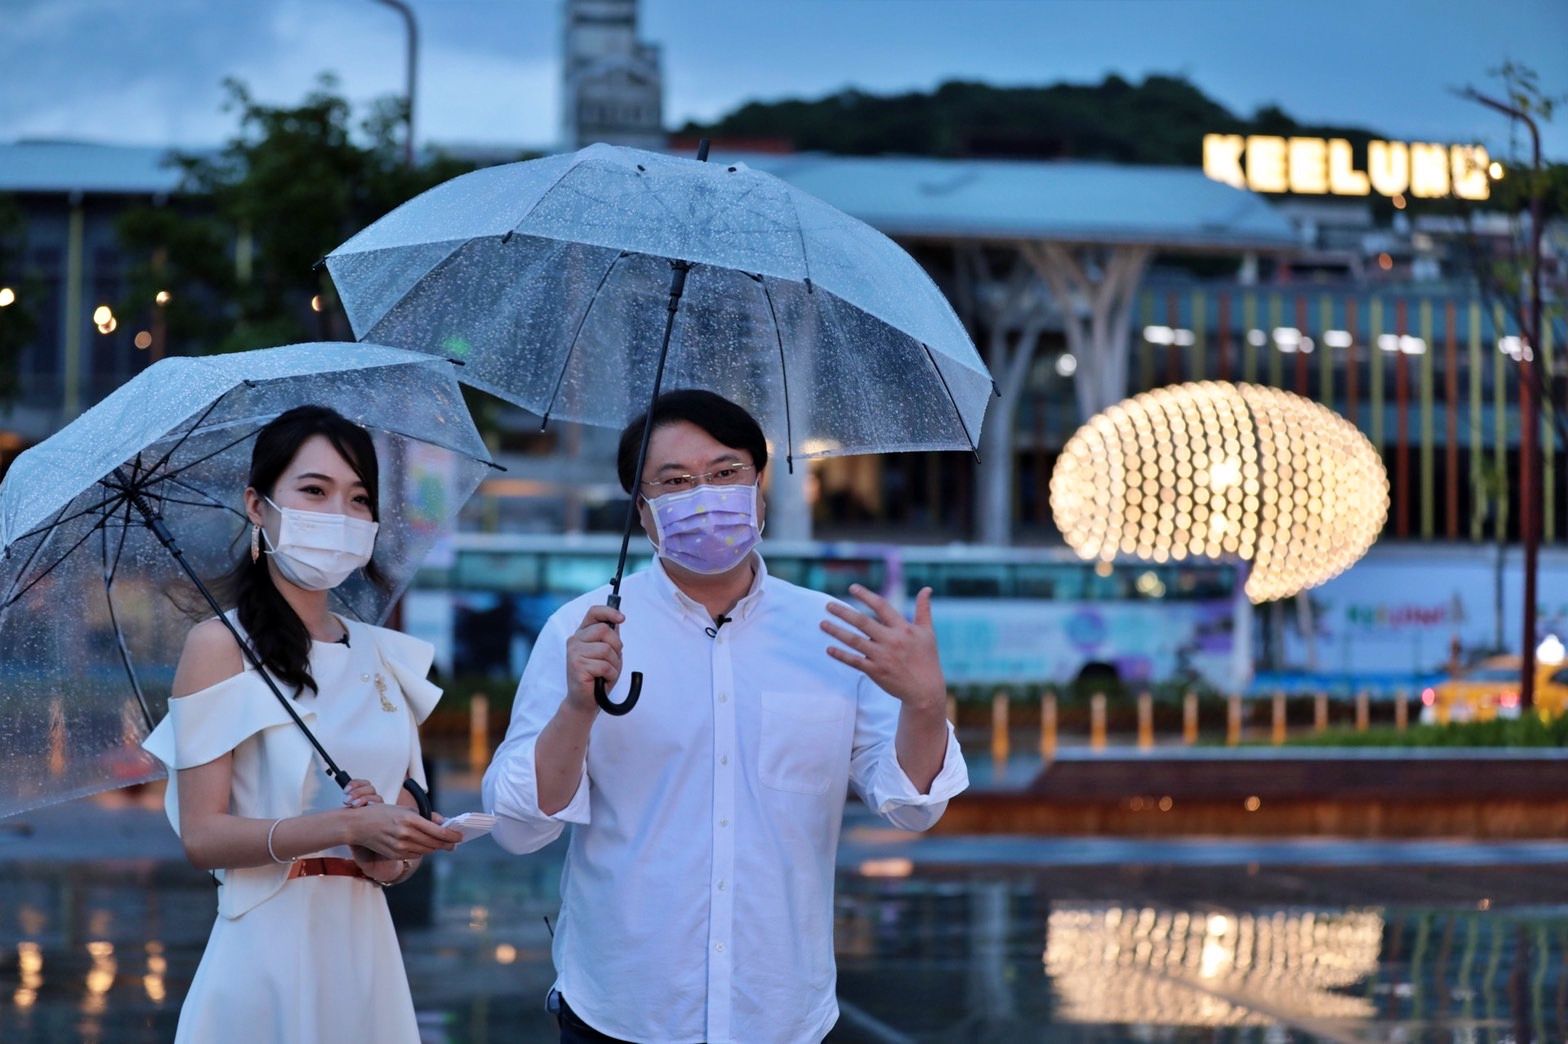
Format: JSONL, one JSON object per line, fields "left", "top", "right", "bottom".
{"left": 609, "top": 259, "right": 691, "bottom": 598}
{"left": 114, "top": 468, "right": 353, "bottom": 789}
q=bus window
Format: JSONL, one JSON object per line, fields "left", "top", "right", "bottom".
{"left": 902, "top": 561, "right": 938, "bottom": 597}
{"left": 806, "top": 557, "right": 886, "bottom": 597}
{"left": 544, "top": 554, "right": 623, "bottom": 594}
{"left": 455, "top": 552, "right": 540, "bottom": 592}
{"left": 766, "top": 556, "right": 807, "bottom": 587}
{"left": 914, "top": 562, "right": 1010, "bottom": 598}
{"left": 1170, "top": 566, "right": 1234, "bottom": 600}
{"left": 1014, "top": 564, "right": 1084, "bottom": 600}
{"left": 1085, "top": 568, "right": 1133, "bottom": 601}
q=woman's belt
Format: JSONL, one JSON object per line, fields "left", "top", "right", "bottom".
{"left": 286, "top": 856, "right": 373, "bottom": 882}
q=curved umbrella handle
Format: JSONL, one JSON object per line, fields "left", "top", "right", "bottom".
{"left": 595, "top": 672, "right": 642, "bottom": 716}
{"left": 402, "top": 778, "right": 434, "bottom": 820}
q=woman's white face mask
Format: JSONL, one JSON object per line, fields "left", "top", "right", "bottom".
{"left": 261, "top": 496, "right": 378, "bottom": 591}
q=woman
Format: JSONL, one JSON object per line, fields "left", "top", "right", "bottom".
{"left": 143, "top": 405, "right": 463, "bottom": 1043}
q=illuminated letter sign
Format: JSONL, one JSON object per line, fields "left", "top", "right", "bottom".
{"left": 1368, "top": 141, "right": 1409, "bottom": 197}
{"left": 1327, "top": 139, "right": 1369, "bottom": 195}
{"left": 1203, "top": 134, "right": 1246, "bottom": 189}
{"left": 1288, "top": 137, "right": 1328, "bottom": 194}
{"left": 1204, "top": 134, "right": 1491, "bottom": 200}
{"left": 1245, "top": 135, "right": 1288, "bottom": 193}
{"left": 1409, "top": 143, "right": 1450, "bottom": 198}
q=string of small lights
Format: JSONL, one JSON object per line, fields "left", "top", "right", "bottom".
{"left": 1050, "top": 381, "right": 1389, "bottom": 604}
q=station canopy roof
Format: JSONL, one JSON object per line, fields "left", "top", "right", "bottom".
{"left": 0, "top": 139, "right": 1297, "bottom": 253}
{"left": 0, "top": 141, "right": 185, "bottom": 196}
{"left": 733, "top": 151, "right": 1298, "bottom": 253}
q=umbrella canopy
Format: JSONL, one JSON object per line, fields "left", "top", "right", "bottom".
{"left": 325, "top": 142, "right": 993, "bottom": 464}
{"left": 0, "top": 343, "right": 494, "bottom": 816}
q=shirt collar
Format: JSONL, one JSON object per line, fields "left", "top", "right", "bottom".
{"left": 649, "top": 552, "right": 769, "bottom": 624}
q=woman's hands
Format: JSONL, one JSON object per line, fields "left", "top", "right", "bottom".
{"left": 343, "top": 778, "right": 383, "bottom": 808}
{"left": 344, "top": 799, "right": 461, "bottom": 860}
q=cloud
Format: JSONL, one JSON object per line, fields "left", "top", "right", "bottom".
{"left": 0, "top": 0, "right": 559, "bottom": 148}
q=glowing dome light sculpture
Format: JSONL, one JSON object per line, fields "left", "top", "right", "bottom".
{"left": 1050, "top": 382, "right": 1388, "bottom": 604}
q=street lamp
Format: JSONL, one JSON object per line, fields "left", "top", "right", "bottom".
{"left": 372, "top": 0, "right": 419, "bottom": 167}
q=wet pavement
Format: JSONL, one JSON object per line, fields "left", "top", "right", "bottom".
{"left": 1, "top": 764, "right": 1565, "bottom": 1043}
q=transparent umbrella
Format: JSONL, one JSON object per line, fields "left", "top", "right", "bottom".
{"left": 326, "top": 141, "right": 994, "bottom": 714}
{"left": 0, "top": 343, "right": 496, "bottom": 817}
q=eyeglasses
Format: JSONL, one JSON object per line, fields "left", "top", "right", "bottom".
{"left": 640, "top": 463, "right": 755, "bottom": 495}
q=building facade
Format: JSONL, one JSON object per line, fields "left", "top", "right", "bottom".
{"left": 561, "top": 0, "right": 664, "bottom": 150}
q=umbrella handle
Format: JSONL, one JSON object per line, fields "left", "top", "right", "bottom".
{"left": 595, "top": 672, "right": 642, "bottom": 716}
{"left": 402, "top": 778, "right": 433, "bottom": 819}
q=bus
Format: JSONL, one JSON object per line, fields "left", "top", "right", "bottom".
{"left": 406, "top": 534, "right": 1247, "bottom": 693}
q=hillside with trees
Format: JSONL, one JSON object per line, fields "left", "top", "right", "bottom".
{"left": 679, "top": 74, "right": 1379, "bottom": 165}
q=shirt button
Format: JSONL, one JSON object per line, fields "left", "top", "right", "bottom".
{"left": 719, "top": 818, "right": 729, "bottom": 828}
{"left": 714, "top": 942, "right": 726, "bottom": 953}
{"left": 720, "top": 755, "right": 729, "bottom": 766}
{"left": 360, "top": 673, "right": 371, "bottom": 682}
{"left": 718, "top": 693, "right": 728, "bottom": 703}
{"left": 717, "top": 880, "right": 726, "bottom": 891}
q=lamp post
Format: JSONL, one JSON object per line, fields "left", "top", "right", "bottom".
{"left": 373, "top": 0, "right": 419, "bottom": 167}
{"left": 1463, "top": 87, "right": 1544, "bottom": 712}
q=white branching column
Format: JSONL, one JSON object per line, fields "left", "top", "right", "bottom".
{"left": 1021, "top": 242, "right": 1153, "bottom": 422}
{"left": 956, "top": 249, "right": 1049, "bottom": 546}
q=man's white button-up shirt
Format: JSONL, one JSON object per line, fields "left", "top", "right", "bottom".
{"left": 482, "top": 554, "right": 969, "bottom": 1044}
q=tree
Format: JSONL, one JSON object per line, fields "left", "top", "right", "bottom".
{"left": 1457, "top": 63, "right": 1568, "bottom": 711}
{"left": 680, "top": 74, "right": 1378, "bottom": 165}
{"left": 117, "top": 76, "right": 477, "bottom": 357}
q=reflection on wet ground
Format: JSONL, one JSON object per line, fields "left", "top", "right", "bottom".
{"left": 0, "top": 774, "right": 1565, "bottom": 1042}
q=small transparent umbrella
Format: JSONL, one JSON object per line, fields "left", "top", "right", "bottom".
{"left": 0, "top": 343, "right": 496, "bottom": 817}
{"left": 326, "top": 141, "right": 994, "bottom": 714}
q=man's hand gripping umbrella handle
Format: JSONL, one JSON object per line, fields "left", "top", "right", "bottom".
{"left": 593, "top": 592, "right": 642, "bottom": 715}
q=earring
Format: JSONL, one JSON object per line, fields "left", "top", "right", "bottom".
{"left": 251, "top": 524, "right": 261, "bottom": 563}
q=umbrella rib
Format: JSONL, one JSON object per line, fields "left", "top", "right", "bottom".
{"left": 7, "top": 490, "right": 130, "bottom": 545}
{"left": 101, "top": 495, "right": 155, "bottom": 731}
{"left": 627, "top": 176, "right": 685, "bottom": 228}
{"left": 539, "top": 250, "right": 628, "bottom": 428}
{"left": 920, "top": 341, "right": 980, "bottom": 461}
{"left": 2, "top": 509, "right": 116, "bottom": 609}
{"left": 146, "top": 493, "right": 246, "bottom": 513}
{"left": 366, "top": 425, "right": 504, "bottom": 469}
{"left": 510, "top": 156, "right": 585, "bottom": 233}
{"left": 142, "top": 383, "right": 240, "bottom": 482}
{"left": 104, "top": 491, "right": 137, "bottom": 588}
{"left": 782, "top": 189, "right": 814, "bottom": 290}
{"left": 1, "top": 495, "right": 110, "bottom": 605}
{"left": 158, "top": 475, "right": 252, "bottom": 523}
{"left": 758, "top": 277, "right": 796, "bottom": 473}
{"left": 154, "top": 427, "right": 265, "bottom": 484}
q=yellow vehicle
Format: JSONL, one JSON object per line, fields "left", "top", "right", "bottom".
{"left": 1420, "top": 655, "right": 1568, "bottom": 723}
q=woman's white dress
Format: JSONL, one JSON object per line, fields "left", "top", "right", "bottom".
{"left": 142, "top": 613, "right": 441, "bottom": 1044}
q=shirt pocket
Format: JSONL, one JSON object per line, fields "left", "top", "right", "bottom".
{"left": 757, "top": 690, "right": 848, "bottom": 796}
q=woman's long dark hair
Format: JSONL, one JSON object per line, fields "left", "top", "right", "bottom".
{"left": 219, "top": 405, "right": 387, "bottom": 696}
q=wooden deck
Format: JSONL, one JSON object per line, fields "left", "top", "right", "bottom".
{"left": 937, "top": 751, "right": 1568, "bottom": 838}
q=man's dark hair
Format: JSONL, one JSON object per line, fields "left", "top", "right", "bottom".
{"left": 617, "top": 389, "right": 768, "bottom": 494}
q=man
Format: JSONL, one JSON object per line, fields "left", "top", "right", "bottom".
{"left": 482, "top": 389, "right": 968, "bottom": 1043}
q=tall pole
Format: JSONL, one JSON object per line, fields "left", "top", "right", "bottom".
{"left": 371, "top": 0, "right": 417, "bottom": 640}
{"left": 1464, "top": 88, "right": 1544, "bottom": 711}
{"left": 374, "top": 0, "right": 419, "bottom": 167}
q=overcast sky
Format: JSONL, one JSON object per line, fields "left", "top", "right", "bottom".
{"left": 3, "top": 0, "right": 1565, "bottom": 159}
